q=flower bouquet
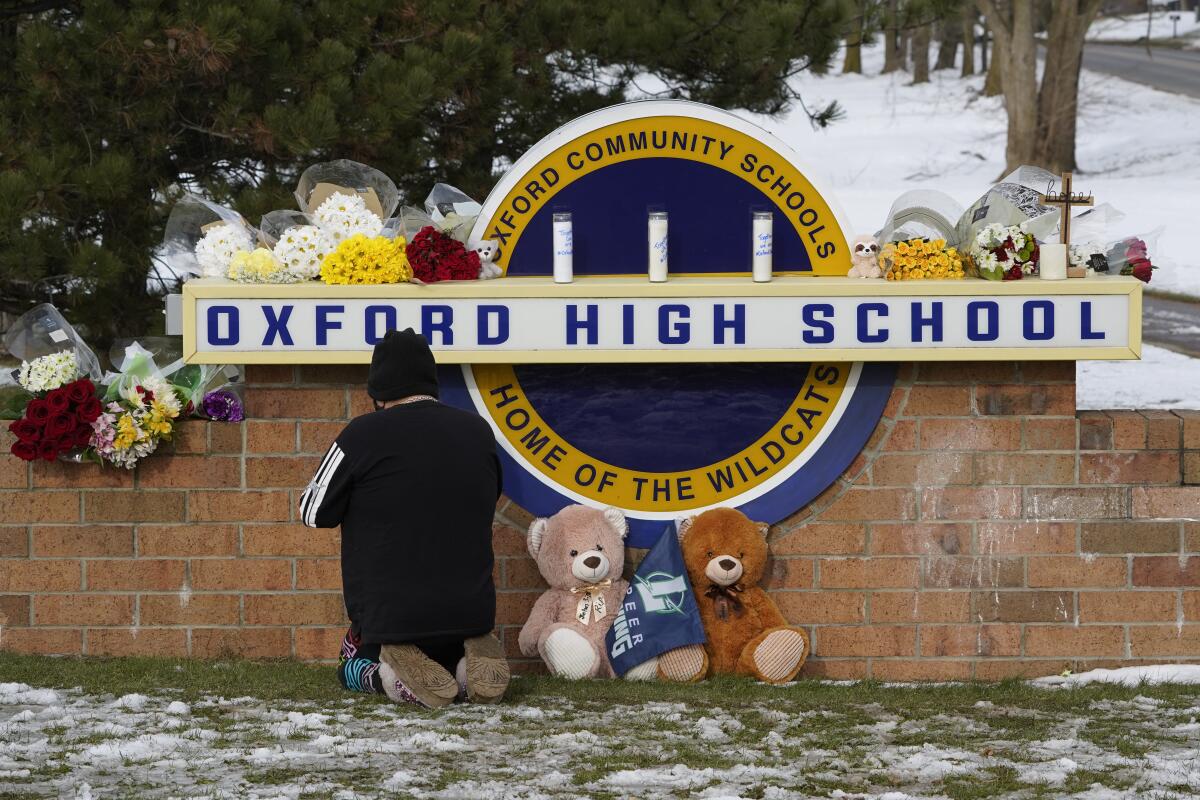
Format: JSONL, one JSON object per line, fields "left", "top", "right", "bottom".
{"left": 162, "top": 192, "right": 257, "bottom": 280}
{"left": 969, "top": 223, "right": 1040, "bottom": 281}
{"left": 166, "top": 363, "right": 245, "bottom": 422}
{"left": 406, "top": 226, "right": 482, "bottom": 283}
{"left": 1106, "top": 233, "right": 1160, "bottom": 284}
{"left": 8, "top": 377, "right": 102, "bottom": 462}
{"left": 880, "top": 238, "right": 966, "bottom": 281}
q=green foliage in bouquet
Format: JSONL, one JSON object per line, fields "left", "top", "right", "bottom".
{"left": 0, "top": 0, "right": 844, "bottom": 343}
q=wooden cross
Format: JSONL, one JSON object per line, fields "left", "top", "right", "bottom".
{"left": 1038, "top": 171, "right": 1094, "bottom": 249}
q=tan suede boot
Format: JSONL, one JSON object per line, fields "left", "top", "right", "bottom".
{"left": 463, "top": 633, "right": 510, "bottom": 704}
{"left": 379, "top": 644, "right": 460, "bottom": 708}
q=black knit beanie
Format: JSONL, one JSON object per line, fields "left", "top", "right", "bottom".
{"left": 367, "top": 328, "right": 439, "bottom": 401}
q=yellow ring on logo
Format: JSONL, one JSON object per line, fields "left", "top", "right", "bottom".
{"left": 479, "top": 115, "right": 851, "bottom": 277}
{"left": 471, "top": 363, "right": 850, "bottom": 513}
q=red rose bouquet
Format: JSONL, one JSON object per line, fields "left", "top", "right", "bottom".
{"left": 405, "top": 226, "right": 481, "bottom": 283}
{"left": 1107, "top": 236, "right": 1156, "bottom": 284}
{"left": 8, "top": 378, "right": 101, "bottom": 462}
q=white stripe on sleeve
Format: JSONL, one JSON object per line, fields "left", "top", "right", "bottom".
{"left": 301, "top": 443, "right": 344, "bottom": 527}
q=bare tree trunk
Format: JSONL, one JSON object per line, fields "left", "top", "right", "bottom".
{"left": 882, "top": 0, "right": 902, "bottom": 72}
{"left": 982, "top": 39, "right": 1003, "bottom": 95}
{"left": 913, "top": 23, "right": 932, "bottom": 82}
{"left": 1034, "top": 0, "right": 1102, "bottom": 172}
{"left": 978, "top": 0, "right": 1038, "bottom": 172}
{"left": 843, "top": 0, "right": 866, "bottom": 74}
{"left": 980, "top": 21, "right": 988, "bottom": 69}
{"left": 935, "top": 17, "right": 960, "bottom": 70}
{"left": 961, "top": 4, "right": 976, "bottom": 75}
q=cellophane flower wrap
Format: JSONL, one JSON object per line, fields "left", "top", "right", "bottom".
{"left": 880, "top": 238, "right": 966, "bottom": 281}
{"left": 1105, "top": 229, "right": 1162, "bottom": 284}
{"left": 94, "top": 344, "right": 184, "bottom": 469}
{"left": 162, "top": 192, "right": 256, "bottom": 280}
{"left": 969, "top": 223, "right": 1040, "bottom": 281}
{"left": 227, "top": 247, "right": 299, "bottom": 284}
{"left": 406, "top": 225, "right": 482, "bottom": 283}
{"left": 320, "top": 234, "right": 412, "bottom": 284}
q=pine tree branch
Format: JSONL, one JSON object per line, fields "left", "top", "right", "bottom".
{"left": 0, "top": 1, "right": 77, "bottom": 19}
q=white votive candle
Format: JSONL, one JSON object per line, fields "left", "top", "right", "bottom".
{"left": 1040, "top": 243, "right": 1067, "bottom": 280}
{"left": 752, "top": 211, "right": 773, "bottom": 282}
{"left": 648, "top": 211, "right": 669, "bottom": 282}
{"left": 552, "top": 212, "right": 573, "bottom": 283}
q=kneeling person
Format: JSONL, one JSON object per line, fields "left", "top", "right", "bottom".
{"left": 300, "top": 329, "right": 508, "bottom": 707}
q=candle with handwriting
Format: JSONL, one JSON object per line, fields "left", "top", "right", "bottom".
{"left": 1039, "top": 243, "right": 1067, "bottom": 280}
{"left": 648, "top": 211, "right": 669, "bottom": 282}
{"left": 752, "top": 211, "right": 773, "bottom": 282}
{"left": 552, "top": 212, "right": 574, "bottom": 283}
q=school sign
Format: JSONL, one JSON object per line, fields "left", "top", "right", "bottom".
{"left": 180, "top": 101, "right": 1142, "bottom": 545}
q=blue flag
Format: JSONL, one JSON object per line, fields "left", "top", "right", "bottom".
{"left": 606, "top": 523, "right": 707, "bottom": 676}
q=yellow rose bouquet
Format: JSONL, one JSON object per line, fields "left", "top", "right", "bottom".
{"left": 881, "top": 238, "right": 966, "bottom": 281}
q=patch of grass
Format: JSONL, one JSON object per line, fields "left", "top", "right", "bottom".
{"left": 1063, "top": 768, "right": 1137, "bottom": 793}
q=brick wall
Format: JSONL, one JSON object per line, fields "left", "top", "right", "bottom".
{"left": 1, "top": 362, "right": 1198, "bottom": 679}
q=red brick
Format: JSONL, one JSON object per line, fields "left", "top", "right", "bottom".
{"left": 820, "top": 558, "right": 919, "bottom": 589}
{"left": 244, "top": 594, "right": 346, "bottom": 626}
{"left": 191, "top": 559, "right": 292, "bottom": 591}
{"left": 87, "top": 628, "right": 188, "bottom": 657}
{"left": 188, "top": 491, "right": 290, "bottom": 522}
{"left": 493, "top": 524, "right": 529, "bottom": 557}
{"left": 32, "top": 526, "right": 133, "bottom": 557}
{"left": 1107, "top": 411, "right": 1146, "bottom": 450}
{"left": 296, "top": 627, "right": 347, "bottom": 661}
{"left": 1078, "top": 410, "right": 1114, "bottom": 450}
{"left": 503, "top": 558, "right": 545, "bottom": 589}
{"left": 820, "top": 489, "right": 915, "bottom": 521}
{"left": 1132, "top": 487, "right": 1200, "bottom": 519}
{"left": 85, "top": 491, "right": 184, "bottom": 523}
{"left": 1177, "top": 410, "right": 1200, "bottom": 449}
{"left": 872, "top": 453, "right": 973, "bottom": 486}
{"left": 870, "top": 660, "right": 972, "bottom": 682}
{"left": 1024, "top": 487, "right": 1127, "bottom": 520}
{"left": 918, "top": 362, "right": 1017, "bottom": 383}
{"left": 246, "top": 388, "right": 345, "bottom": 419}
{"left": 192, "top": 627, "right": 293, "bottom": 659}
{"left": 1081, "top": 452, "right": 1180, "bottom": 486}
{"left": 921, "top": 624, "right": 1021, "bottom": 657}
{"left": 1028, "top": 556, "right": 1127, "bottom": 588}
{"left": 0, "top": 456, "right": 28, "bottom": 489}
{"left": 978, "top": 522, "right": 1075, "bottom": 555}
{"left": 1024, "top": 418, "right": 1077, "bottom": 450}
{"left": 1020, "top": 361, "right": 1076, "bottom": 383}
{"left": 31, "top": 461, "right": 131, "bottom": 489}
{"left": 976, "top": 384, "right": 1074, "bottom": 416}
{"left": 761, "top": 557, "right": 813, "bottom": 590}
{"left": 1132, "top": 556, "right": 1200, "bottom": 587}
{"left": 1185, "top": 452, "right": 1200, "bottom": 486}
{"left": 774, "top": 591, "right": 865, "bottom": 624}
{"left": 171, "top": 422, "right": 209, "bottom": 455}
{"left": 0, "top": 628, "right": 82, "bottom": 655}
{"left": 974, "top": 660, "right": 1074, "bottom": 680}
{"left": 140, "top": 594, "right": 240, "bottom": 625}
{"left": 209, "top": 423, "right": 243, "bottom": 454}
{"left": 1189, "top": 522, "right": 1200, "bottom": 552}
{"left": 299, "top": 422, "right": 344, "bottom": 455}
{"left": 870, "top": 591, "right": 970, "bottom": 623}
{"left": 882, "top": 386, "right": 907, "bottom": 419}
{"left": 900, "top": 385, "right": 972, "bottom": 416}
{"left": 34, "top": 594, "right": 133, "bottom": 626}
{"left": 1146, "top": 410, "right": 1182, "bottom": 449}
{"left": 243, "top": 524, "right": 338, "bottom": 557}
{"left": 137, "top": 524, "right": 239, "bottom": 556}
{"left": 1026, "top": 625, "right": 1124, "bottom": 657}
{"left": 495, "top": 591, "right": 541, "bottom": 624}
{"left": 0, "top": 491, "right": 81, "bottom": 523}
{"left": 0, "top": 528, "right": 28, "bottom": 557}
{"left": 772, "top": 523, "right": 865, "bottom": 555}
{"left": 1128, "top": 625, "right": 1200, "bottom": 657}
{"left": 973, "top": 591, "right": 1072, "bottom": 623}
{"left": 884, "top": 420, "right": 918, "bottom": 451}
{"left": 243, "top": 365, "right": 295, "bottom": 385}
{"left": 975, "top": 453, "right": 1075, "bottom": 486}
{"left": 920, "top": 487, "right": 1021, "bottom": 520}
{"left": 1186, "top": 591, "right": 1200, "bottom": 620}
{"left": 920, "top": 418, "right": 1021, "bottom": 451}
{"left": 296, "top": 559, "right": 341, "bottom": 590}
{"left": 87, "top": 559, "right": 186, "bottom": 591}
{"left": 799, "top": 659, "right": 867, "bottom": 680}
{"left": 870, "top": 523, "right": 969, "bottom": 556}
{"left": 1078, "top": 591, "right": 1177, "bottom": 622}
{"left": 246, "top": 421, "right": 297, "bottom": 453}
{"left": 0, "top": 595, "right": 30, "bottom": 627}
{"left": 818, "top": 626, "right": 915, "bottom": 657}
{"left": 0, "top": 560, "right": 81, "bottom": 592}
{"left": 246, "top": 456, "right": 321, "bottom": 488}
{"left": 924, "top": 557, "right": 1024, "bottom": 589}
{"left": 498, "top": 500, "right": 535, "bottom": 531}
{"left": 138, "top": 457, "right": 241, "bottom": 489}
{"left": 1081, "top": 521, "right": 1180, "bottom": 554}
{"left": 298, "top": 365, "right": 368, "bottom": 385}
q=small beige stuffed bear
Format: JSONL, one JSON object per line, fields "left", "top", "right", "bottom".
{"left": 847, "top": 234, "right": 882, "bottom": 278}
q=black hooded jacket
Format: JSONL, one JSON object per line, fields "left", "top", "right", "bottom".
{"left": 300, "top": 400, "right": 502, "bottom": 643}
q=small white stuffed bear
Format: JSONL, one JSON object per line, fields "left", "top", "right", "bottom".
{"left": 847, "top": 235, "right": 882, "bottom": 279}
{"left": 470, "top": 239, "right": 502, "bottom": 280}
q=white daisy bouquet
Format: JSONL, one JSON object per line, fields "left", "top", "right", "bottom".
{"left": 161, "top": 192, "right": 257, "bottom": 280}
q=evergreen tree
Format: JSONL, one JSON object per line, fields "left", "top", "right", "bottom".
{"left": 0, "top": 0, "right": 843, "bottom": 341}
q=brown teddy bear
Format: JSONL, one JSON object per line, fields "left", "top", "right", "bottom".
{"left": 660, "top": 507, "right": 809, "bottom": 684}
{"left": 518, "top": 504, "right": 657, "bottom": 680}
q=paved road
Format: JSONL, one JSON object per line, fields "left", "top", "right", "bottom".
{"left": 1082, "top": 41, "right": 1200, "bottom": 98}
{"left": 1144, "top": 294, "right": 1200, "bottom": 357}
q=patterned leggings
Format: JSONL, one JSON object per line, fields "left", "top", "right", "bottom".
{"left": 337, "top": 627, "right": 467, "bottom": 698}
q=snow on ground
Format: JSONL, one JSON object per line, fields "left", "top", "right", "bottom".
{"left": 1077, "top": 344, "right": 1200, "bottom": 408}
{"left": 1034, "top": 665, "right": 1200, "bottom": 688}
{"left": 2, "top": 679, "right": 1200, "bottom": 799}
{"left": 736, "top": 43, "right": 1200, "bottom": 301}
{"left": 1088, "top": 11, "right": 1200, "bottom": 42}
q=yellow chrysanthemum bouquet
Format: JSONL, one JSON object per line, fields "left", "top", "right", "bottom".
{"left": 320, "top": 234, "right": 413, "bottom": 284}
{"left": 880, "top": 238, "right": 966, "bottom": 281}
